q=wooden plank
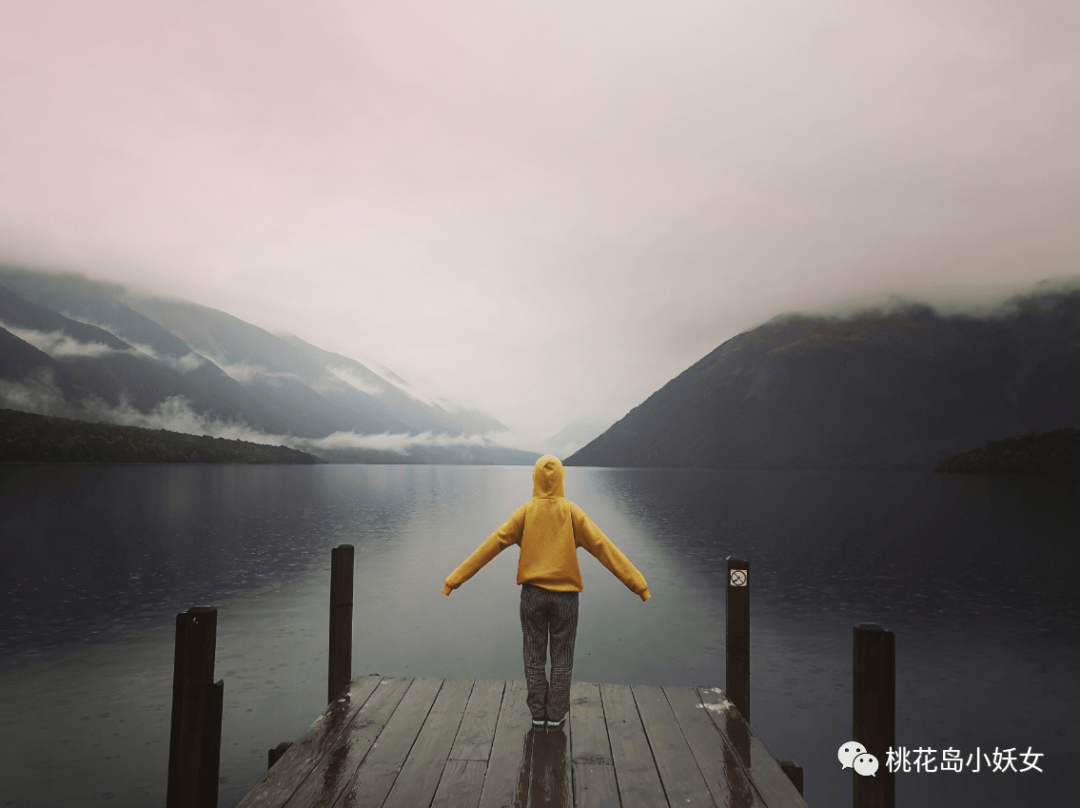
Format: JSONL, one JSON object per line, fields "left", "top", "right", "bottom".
{"left": 477, "top": 680, "right": 532, "bottom": 808}
{"left": 278, "top": 677, "right": 413, "bottom": 808}
{"left": 431, "top": 759, "right": 487, "bottom": 808}
{"left": 332, "top": 678, "right": 445, "bottom": 807}
{"left": 633, "top": 685, "right": 716, "bottom": 806}
{"left": 663, "top": 686, "right": 766, "bottom": 808}
{"left": 449, "top": 679, "right": 505, "bottom": 762}
{"left": 573, "top": 763, "right": 620, "bottom": 808}
{"left": 239, "top": 677, "right": 814, "bottom": 808}
{"left": 236, "top": 675, "right": 383, "bottom": 808}
{"left": 382, "top": 679, "right": 475, "bottom": 808}
{"left": 569, "top": 682, "right": 612, "bottom": 766}
{"left": 697, "top": 688, "right": 812, "bottom": 808}
{"left": 600, "top": 683, "right": 669, "bottom": 807}
{"left": 523, "top": 717, "right": 573, "bottom": 808}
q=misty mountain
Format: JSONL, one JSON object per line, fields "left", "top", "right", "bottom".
{"left": 119, "top": 292, "right": 415, "bottom": 437}
{"left": 543, "top": 416, "right": 612, "bottom": 458}
{"left": 0, "top": 281, "right": 284, "bottom": 428}
{"left": 566, "top": 288, "right": 1080, "bottom": 470}
{"left": 273, "top": 331, "right": 507, "bottom": 436}
{"left": 0, "top": 264, "right": 534, "bottom": 464}
{"left": 0, "top": 266, "right": 194, "bottom": 360}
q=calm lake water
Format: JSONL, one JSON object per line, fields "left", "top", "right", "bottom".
{"left": 0, "top": 464, "right": 1077, "bottom": 807}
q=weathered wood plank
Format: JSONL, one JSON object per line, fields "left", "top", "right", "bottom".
{"left": 238, "top": 678, "right": 816, "bottom": 808}
{"left": 333, "top": 678, "right": 445, "bottom": 808}
{"left": 382, "top": 678, "right": 475, "bottom": 808}
{"left": 279, "top": 677, "right": 413, "bottom": 808}
{"left": 663, "top": 686, "right": 766, "bottom": 808}
{"left": 477, "top": 680, "right": 531, "bottom": 808}
{"left": 600, "top": 683, "right": 669, "bottom": 807}
{"left": 236, "top": 675, "right": 383, "bottom": 808}
{"left": 568, "top": 682, "right": 612, "bottom": 766}
{"left": 449, "top": 679, "right": 505, "bottom": 762}
{"left": 268, "top": 742, "right": 293, "bottom": 771}
{"left": 431, "top": 759, "right": 487, "bottom": 808}
{"left": 697, "top": 688, "right": 812, "bottom": 808}
{"left": 634, "top": 684, "right": 716, "bottom": 806}
{"left": 573, "top": 763, "right": 620, "bottom": 808}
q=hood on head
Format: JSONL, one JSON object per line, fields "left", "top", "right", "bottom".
{"left": 532, "top": 455, "right": 566, "bottom": 499}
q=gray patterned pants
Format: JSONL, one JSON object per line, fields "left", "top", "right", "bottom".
{"left": 520, "top": 583, "right": 579, "bottom": 723}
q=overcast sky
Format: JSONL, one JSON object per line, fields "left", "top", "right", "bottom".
{"left": 2, "top": 0, "right": 1079, "bottom": 443}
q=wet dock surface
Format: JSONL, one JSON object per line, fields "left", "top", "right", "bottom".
{"left": 236, "top": 675, "right": 810, "bottom": 808}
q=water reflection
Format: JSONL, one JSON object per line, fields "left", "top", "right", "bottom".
{"left": 0, "top": 464, "right": 423, "bottom": 658}
{"left": 514, "top": 727, "right": 571, "bottom": 808}
{"left": 575, "top": 467, "right": 1080, "bottom": 628}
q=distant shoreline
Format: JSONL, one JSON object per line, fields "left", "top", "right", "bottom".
{"left": 0, "top": 408, "right": 323, "bottom": 465}
{"left": 7, "top": 405, "right": 1076, "bottom": 473}
{"left": 935, "top": 427, "right": 1080, "bottom": 477}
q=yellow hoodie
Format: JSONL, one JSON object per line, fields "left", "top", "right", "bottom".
{"left": 441, "top": 455, "right": 651, "bottom": 601}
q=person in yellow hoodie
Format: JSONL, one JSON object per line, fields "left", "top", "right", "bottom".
{"left": 442, "top": 454, "right": 650, "bottom": 729}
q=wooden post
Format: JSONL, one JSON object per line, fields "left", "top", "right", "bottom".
{"left": 726, "top": 556, "right": 750, "bottom": 722}
{"left": 167, "top": 607, "right": 222, "bottom": 808}
{"left": 268, "top": 742, "right": 293, "bottom": 770}
{"left": 200, "top": 679, "right": 224, "bottom": 808}
{"left": 329, "top": 544, "right": 355, "bottom": 704}
{"left": 854, "top": 623, "right": 895, "bottom": 808}
{"left": 778, "top": 760, "right": 805, "bottom": 795}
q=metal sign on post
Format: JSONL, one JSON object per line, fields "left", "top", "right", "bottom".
{"left": 730, "top": 569, "right": 748, "bottom": 587}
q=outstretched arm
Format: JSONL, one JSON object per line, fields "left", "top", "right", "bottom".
{"left": 571, "top": 504, "right": 651, "bottom": 601}
{"left": 442, "top": 505, "right": 526, "bottom": 595}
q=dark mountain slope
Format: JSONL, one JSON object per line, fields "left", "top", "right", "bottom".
{"left": 567, "top": 291, "right": 1080, "bottom": 470}
{"left": 0, "top": 327, "right": 101, "bottom": 406}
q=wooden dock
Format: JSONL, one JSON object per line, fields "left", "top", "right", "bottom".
{"left": 171, "top": 549, "right": 895, "bottom": 807}
{"left": 236, "top": 675, "right": 811, "bottom": 808}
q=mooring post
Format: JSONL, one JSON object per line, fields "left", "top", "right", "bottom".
{"left": 268, "top": 741, "right": 293, "bottom": 770}
{"left": 854, "top": 623, "right": 895, "bottom": 808}
{"left": 329, "top": 544, "right": 355, "bottom": 704}
{"left": 726, "top": 556, "right": 750, "bottom": 722}
{"left": 200, "top": 678, "right": 224, "bottom": 808}
{"left": 778, "top": 760, "right": 805, "bottom": 795}
{"left": 167, "top": 606, "right": 223, "bottom": 808}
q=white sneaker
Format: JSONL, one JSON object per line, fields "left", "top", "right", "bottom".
{"left": 532, "top": 718, "right": 546, "bottom": 727}
{"left": 546, "top": 717, "right": 566, "bottom": 728}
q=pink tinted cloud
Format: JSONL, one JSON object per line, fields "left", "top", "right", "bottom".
{"left": 1, "top": 0, "right": 1079, "bottom": 437}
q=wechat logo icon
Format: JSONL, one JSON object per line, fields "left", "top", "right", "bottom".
{"left": 839, "top": 742, "right": 879, "bottom": 776}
